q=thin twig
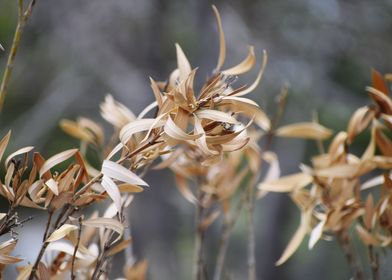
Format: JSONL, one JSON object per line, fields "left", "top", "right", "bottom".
{"left": 194, "top": 188, "right": 206, "bottom": 280}
{"left": 213, "top": 190, "right": 247, "bottom": 280}
{"left": 29, "top": 205, "right": 71, "bottom": 280}
{"left": 123, "top": 210, "right": 136, "bottom": 267}
{"left": 42, "top": 211, "right": 53, "bottom": 242}
{"left": 246, "top": 182, "right": 257, "bottom": 280}
{"left": 71, "top": 217, "right": 83, "bottom": 280}
{"left": 368, "top": 245, "right": 380, "bottom": 280}
{"left": 336, "top": 229, "right": 363, "bottom": 280}
{"left": 0, "top": 0, "right": 38, "bottom": 111}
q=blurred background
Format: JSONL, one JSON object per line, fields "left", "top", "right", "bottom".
{"left": 1, "top": 0, "right": 392, "bottom": 279}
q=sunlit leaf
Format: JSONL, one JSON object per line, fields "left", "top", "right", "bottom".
{"left": 276, "top": 211, "right": 310, "bottom": 265}
{"left": 5, "top": 146, "right": 34, "bottom": 167}
{"left": 0, "top": 131, "right": 11, "bottom": 164}
{"left": 276, "top": 122, "right": 332, "bottom": 140}
{"left": 212, "top": 5, "right": 226, "bottom": 72}
{"left": 222, "top": 46, "right": 255, "bottom": 75}
{"left": 175, "top": 43, "right": 191, "bottom": 81}
{"left": 258, "top": 173, "right": 312, "bottom": 192}
{"left": 102, "top": 160, "right": 148, "bottom": 186}
{"left": 101, "top": 175, "right": 122, "bottom": 213}
{"left": 39, "top": 149, "right": 78, "bottom": 177}
{"left": 46, "top": 224, "right": 78, "bottom": 242}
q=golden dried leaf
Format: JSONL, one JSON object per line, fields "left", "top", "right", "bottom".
{"left": 0, "top": 254, "right": 22, "bottom": 264}
{"left": 107, "top": 239, "right": 131, "bottom": 256}
{"left": 367, "top": 86, "right": 392, "bottom": 114}
{"left": 164, "top": 116, "right": 201, "bottom": 141}
{"left": 222, "top": 46, "right": 256, "bottom": 75}
{"left": 346, "top": 106, "right": 374, "bottom": 144}
{"left": 315, "top": 164, "right": 358, "bottom": 178}
{"left": 59, "top": 119, "right": 95, "bottom": 143}
{"left": 39, "top": 149, "right": 78, "bottom": 177}
{"left": 212, "top": 5, "right": 226, "bottom": 72}
{"left": 46, "top": 224, "right": 78, "bottom": 242}
{"left": 102, "top": 160, "right": 148, "bottom": 186}
{"left": 195, "top": 109, "right": 239, "bottom": 124}
{"left": 16, "top": 265, "right": 32, "bottom": 280}
{"left": 101, "top": 95, "right": 136, "bottom": 128}
{"left": 194, "top": 117, "right": 219, "bottom": 156}
{"left": 119, "top": 118, "right": 165, "bottom": 144}
{"left": 232, "top": 50, "right": 268, "bottom": 97}
{"left": 45, "top": 178, "right": 59, "bottom": 196}
{"left": 372, "top": 69, "right": 388, "bottom": 95}
{"left": 37, "top": 262, "right": 50, "bottom": 280}
{"left": 276, "top": 122, "right": 332, "bottom": 140}
{"left": 0, "top": 131, "right": 11, "bottom": 164}
{"left": 356, "top": 224, "right": 379, "bottom": 246}
{"left": 175, "top": 43, "right": 192, "bottom": 81}
{"left": 308, "top": 219, "right": 325, "bottom": 249}
{"left": 101, "top": 175, "right": 122, "bottom": 213}
{"left": 149, "top": 77, "right": 163, "bottom": 108}
{"left": 118, "top": 183, "right": 144, "bottom": 193}
{"left": 258, "top": 173, "right": 313, "bottom": 192}
{"left": 276, "top": 211, "right": 310, "bottom": 266}
{"left": 5, "top": 146, "right": 34, "bottom": 167}
{"left": 82, "top": 217, "right": 124, "bottom": 237}
{"left": 218, "top": 96, "right": 270, "bottom": 130}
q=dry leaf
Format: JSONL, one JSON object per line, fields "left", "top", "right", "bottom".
{"left": 276, "top": 211, "right": 310, "bottom": 265}
{"left": 5, "top": 146, "right": 34, "bottom": 167}
{"left": 46, "top": 224, "right": 78, "bottom": 242}
{"left": 222, "top": 46, "right": 256, "bottom": 75}
{"left": 102, "top": 160, "right": 148, "bottom": 186}
{"left": 0, "top": 131, "right": 11, "bottom": 163}
{"left": 258, "top": 173, "right": 313, "bottom": 192}
{"left": 39, "top": 149, "right": 78, "bottom": 177}
{"left": 175, "top": 43, "right": 192, "bottom": 81}
{"left": 276, "top": 122, "right": 332, "bottom": 140}
{"left": 212, "top": 5, "right": 226, "bottom": 72}
{"left": 101, "top": 175, "right": 122, "bottom": 213}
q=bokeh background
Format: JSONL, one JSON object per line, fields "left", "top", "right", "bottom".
{"left": 1, "top": 0, "right": 392, "bottom": 279}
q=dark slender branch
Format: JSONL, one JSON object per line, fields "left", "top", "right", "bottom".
{"left": 194, "top": 188, "right": 206, "bottom": 280}
{"left": 213, "top": 190, "right": 247, "bottom": 280}
{"left": 246, "top": 182, "right": 256, "bottom": 280}
{"left": 29, "top": 205, "right": 71, "bottom": 280}
{"left": 336, "top": 229, "right": 363, "bottom": 280}
{"left": 42, "top": 211, "right": 53, "bottom": 242}
{"left": 368, "top": 245, "right": 380, "bottom": 280}
{"left": 71, "top": 217, "right": 83, "bottom": 280}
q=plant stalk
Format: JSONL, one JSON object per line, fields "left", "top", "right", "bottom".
{"left": 336, "top": 229, "right": 363, "bottom": 280}
{"left": 0, "top": 0, "right": 37, "bottom": 111}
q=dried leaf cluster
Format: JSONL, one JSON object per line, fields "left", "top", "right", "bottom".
{"left": 1, "top": 2, "right": 390, "bottom": 280}
{"left": 261, "top": 70, "right": 392, "bottom": 279}
{"left": 0, "top": 5, "right": 278, "bottom": 280}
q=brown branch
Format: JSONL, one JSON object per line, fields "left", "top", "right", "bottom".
{"left": 29, "top": 205, "right": 72, "bottom": 280}
{"left": 194, "top": 189, "right": 207, "bottom": 280}
{"left": 368, "top": 245, "right": 380, "bottom": 280}
{"left": 213, "top": 190, "right": 247, "bottom": 280}
{"left": 246, "top": 183, "right": 257, "bottom": 280}
{"left": 336, "top": 229, "right": 363, "bottom": 280}
{"left": 71, "top": 217, "right": 83, "bottom": 280}
{"left": 0, "top": 0, "right": 38, "bottom": 111}
{"left": 42, "top": 211, "right": 53, "bottom": 242}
